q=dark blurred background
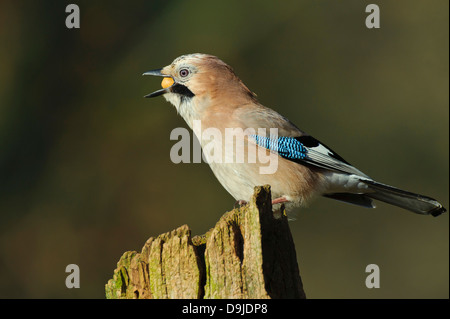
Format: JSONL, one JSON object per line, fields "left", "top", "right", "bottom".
{"left": 0, "top": 0, "right": 448, "bottom": 298}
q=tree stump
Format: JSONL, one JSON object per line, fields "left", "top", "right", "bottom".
{"left": 105, "top": 185, "right": 306, "bottom": 299}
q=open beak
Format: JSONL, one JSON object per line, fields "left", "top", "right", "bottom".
{"left": 143, "top": 68, "right": 175, "bottom": 98}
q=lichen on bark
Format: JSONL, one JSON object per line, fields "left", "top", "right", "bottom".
{"left": 105, "top": 185, "right": 306, "bottom": 299}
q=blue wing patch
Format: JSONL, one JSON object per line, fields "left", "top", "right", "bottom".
{"left": 250, "top": 134, "right": 369, "bottom": 177}
{"left": 250, "top": 135, "right": 307, "bottom": 160}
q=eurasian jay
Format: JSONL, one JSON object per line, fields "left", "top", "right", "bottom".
{"left": 144, "top": 53, "right": 446, "bottom": 217}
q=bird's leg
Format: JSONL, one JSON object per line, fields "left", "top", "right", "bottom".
{"left": 234, "top": 199, "right": 248, "bottom": 209}
{"left": 272, "top": 197, "right": 289, "bottom": 205}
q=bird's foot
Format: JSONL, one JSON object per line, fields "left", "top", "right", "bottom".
{"left": 271, "top": 197, "right": 289, "bottom": 219}
{"left": 272, "top": 197, "right": 289, "bottom": 205}
{"left": 234, "top": 199, "right": 248, "bottom": 209}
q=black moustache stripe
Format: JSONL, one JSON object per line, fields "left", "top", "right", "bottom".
{"left": 171, "top": 83, "right": 195, "bottom": 98}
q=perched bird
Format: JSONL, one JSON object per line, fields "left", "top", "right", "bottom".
{"left": 143, "top": 53, "right": 446, "bottom": 217}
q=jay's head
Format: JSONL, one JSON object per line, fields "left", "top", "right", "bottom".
{"left": 144, "top": 54, "right": 257, "bottom": 107}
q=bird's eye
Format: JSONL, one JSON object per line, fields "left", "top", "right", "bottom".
{"left": 179, "top": 68, "right": 190, "bottom": 77}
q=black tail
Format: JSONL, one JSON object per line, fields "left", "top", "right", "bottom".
{"left": 361, "top": 180, "right": 446, "bottom": 217}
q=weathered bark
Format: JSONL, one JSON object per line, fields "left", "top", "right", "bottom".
{"left": 105, "top": 185, "right": 306, "bottom": 299}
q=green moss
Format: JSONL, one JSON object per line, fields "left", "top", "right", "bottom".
{"left": 105, "top": 251, "right": 138, "bottom": 299}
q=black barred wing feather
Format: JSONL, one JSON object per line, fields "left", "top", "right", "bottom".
{"left": 250, "top": 135, "right": 369, "bottom": 178}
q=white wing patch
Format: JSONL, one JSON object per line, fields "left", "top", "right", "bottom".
{"left": 305, "top": 144, "right": 369, "bottom": 178}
